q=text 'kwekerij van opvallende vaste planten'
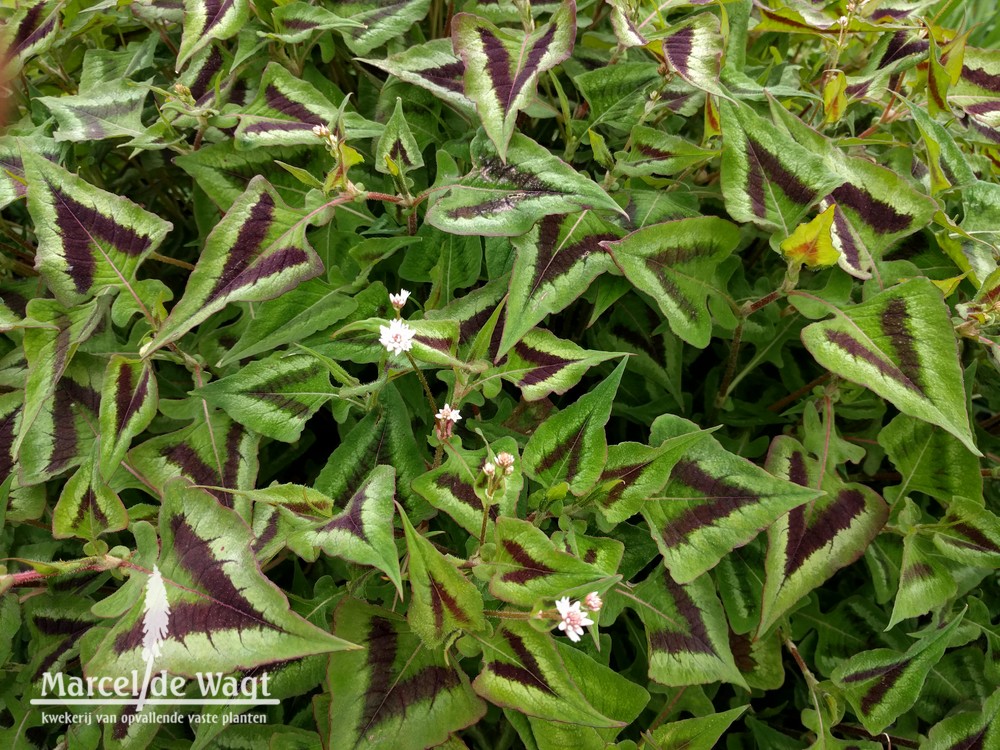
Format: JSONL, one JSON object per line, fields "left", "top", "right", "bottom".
{"left": 1, "top": 0, "right": 1000, "bottom": 747}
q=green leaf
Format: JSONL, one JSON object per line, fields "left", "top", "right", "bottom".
{"left": 659, "top": 12, "right": 725, "bottom": 96}
{"left": 326, "top": 598, "right": 486, "bottom": 749}
{"left": 38, "top": 81, "right": 148, "bottom": 142}
{"left": 53, "top": 453, "right": 128, "bottom": 540}
{"left": 288, "top": 465, "right": 404, "bottom": 597}
{"left": 720, "top": 100, "right": 843, "bottom": 235}
{"left": 602, "top": 216, "right": 741, "bottom": 348}
{"left": 878, "top": 413, "right": 983, "bottom": 505}
{"left": 615, "top": 126, "right": 716, "bottom": 178}
{"left": 376, "top": 98, "right": 424, "bottom": 174}
{"left": 522, "top": 358, "right": 626, "bottom": 495}
{"left": 234, "top": 63, "right": 379, "bottom": 148}
{"left": 497, "top": 328, "right": 621, "bottom": 402}
{"left": 358, "top": 40, "right": 474, "bottom": 113}
{"left": 593, "top": 433, "right": 712, "bottom": 525}
{"left": 832, "top": 612, "right": 965, "bottom": 734}
{"left": 142, "top": 176, "right": 324, "bottom": 356}
{"left": 800, "top": 278, "right": 979, "bottom": 455}
{"left": 642, "top": 414, "right": 820, "bottom": 583}
{"left": 888, "top": 532, "right": 959, "bottom": 629}
{"left": 426, "top": 131, "right": 623, "bottom": 236}
{"left": 487, "top": 516, "right": 621, "bottom": 606}
{"left": 312, "top": 385, "right": 427, "bottom": 516}
{"left": 86, "top": 481, "right": 357, "bottom": 681}
{"left": 217, "top": 279, "right": 357, "bottom": 366}
{"left": 472, "top": 621, "right": 648, "bottom": 727}
{"left": 177, "top": 0, "right": 249, "bottom": 69}
{"left": 646, "top": 705, "right": 749, "bottom": 749}
{"left": 129, "top": 410, "right": 259, "bottom": 515}
{"left": 452, "top": 0, "right": 576, "bottom": 159}
{"left": 628, "top": 568, "right": 747, "bottom": 688}
{"left": 327, "top": 0, "right": 432, "bottom": 55}
{"left": 24, "top": 151, "right": 173, "bottom": 306}
{"left": 193, "top": 352, "right": 333, "bottom": 442}
{"left": 0, "top": 0, "right": 61, "bottom": 72}
{"left": 933, "top": 496, "right": 1000, "bottom": 568}
{"left": 924, "top": 688, "right": 1000, "bottom": 750}
{"left": 758, "top": 436, "right": 888, "bottom": 636}
{"left": 499, "top": 211, "right": 622, "bottom": 355}
{"left": 400, "top": 508, "right": 487, "bottom": 647}
{"left": 411, "top": 437, "right": 521, "bottom": 538}
{"left": 17, "top": 303, "right": 105, "bottom": 483}
{"left": 98, "top": 357, "right": 157, "bottom": 481}
{"left": 267, "top": 1, "right": 364, "bottom": 42}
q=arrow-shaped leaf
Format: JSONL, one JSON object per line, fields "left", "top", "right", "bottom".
{"left": 452, "top": 0, "right": 576, "bottom": 159}
{"left": 800, "top": 278, "right": 979, "bottom": 455}
{"left": 522, "top": 358, "right": 626, "bottom": 495}
{"left": 758, "top": 436, "right": 888, "bottom": 636}
{"left": 99, "top": 356, "right": 157, "bottom": 481}
{"left": 24, "top": 151, "right": 172, "bottom": 306}
{"left": 400, "top": 508, "right": 487, "bottom": 647}
{"left": 426, "top": 131, "right": 623, "bottom": 236}
{"left": 602, "top": 216, "right": 741, "bottom": 348}
{"left": 86, "top": 481, "right": 357, "bottom": 683}
{"left": 642, "top": 414, "right": 820, "bottom": 583}
{"left": 326, "top": 598, "right": 486, "bottom": 750}
{"left": 142, "top": 176, "right": 324, "bottom": 356}
{"left": 193, "top": 352, "right": 333, "bottom": 443}
{"left": 497, "top": 328, "right": 621, "bottom": 401}
{"left": 832, "top": 613, "right": 964, "bottom": 735}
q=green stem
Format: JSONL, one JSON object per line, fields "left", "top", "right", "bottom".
{"left": 405, "top": 351, "right": 438, "bottom": 415}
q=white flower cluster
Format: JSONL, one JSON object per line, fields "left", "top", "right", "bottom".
{"left": 379, "top": 318, "right": 415, "bottom": 356}
{"left": 555, "top": 593, "right": 602, "bottom": 643}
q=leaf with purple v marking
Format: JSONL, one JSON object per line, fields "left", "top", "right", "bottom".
{"left": 142, "top": 176, "right": 324, "bottom": 356}
{"left": 660, "top": 12, "right": 725, "bottom": 97}
{"left": 627, "top": 568, "right": 747, "bottom": 688}
{"left": 496, "top": 328, "right": 622, "bottom": 401}
{"left": 411, "top": 437, "right": 521, "bottom": 538}
{"left": 832, "top": 612, "right": 964, "bottom": 734}
{"left": 53, "top": 452, "right": 128, "bottom": 540}
{"left": 426, "top": 130, "right": 623, "bottom": 236}
{"left": 86, "top": 481, "right": 357, "bottom": 682}
{"left": 0, "top": 0, "right": 60, "bottom": 71}
{"left": 358, "top": 40, "right": 474, "bottom": 113}
{"left": 176, "top": 0, "right": 249, "bottom": 70}
{"left": 758, "top": 436, "right": 888, "bottom": 637}
{"left": 642, "top": 414, "right": 820, "bottom": 584}
{"left": 400, "top": 507, "right": 487, "bottom": 648}
{"left": 800, "top": 278, "right": 978, "bottom": 455}
{"left": 522, "top": 358, "right": 627, "bottom": 496}
{"left": 128, "top": 409, "right": 260, "bottom": 518}
{"left": 487, "top": 517, "right": 621, "bottom": 606}
{"left": 473, "top": 620, "right": 648, "bottom": 727}
{"left": 326, "top": 598, "right": 485, "bottom": 750}
{"left": 498, "top": 211, "right": 623, "bottom": 357}
{"left": 288, "top": 465, "right": 404, "bottom": 597}
{"left": 326, "top": 0, "right": 432, "bottom": 56}
{"left": 98, "top": 357, "right": 157, "bottom": 481}
{"left": 603, "top": 215, "right": 740, "bottom": 348}
{"left": 24, "top": 151, "right": 172, "bottom": 307}
{"left": 452, "top": 0, "right": 577, "bottom": 159}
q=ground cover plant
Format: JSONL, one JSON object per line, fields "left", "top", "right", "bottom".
{"left": 1, "top": 0, "right": 1000, "bottom": 747}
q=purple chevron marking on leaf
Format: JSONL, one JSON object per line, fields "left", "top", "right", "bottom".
{"left": 487, "top": 629, "right": 555, "bottom": 693}
{"left": 831, "top": 183, "right": 911, "bottom": 234}
{"left": 962, "top": 64, "right": 1000, "bottom": 92}
{"left": 530, "top": 214, "right": 617, "bottom": 293}
{"left": 663, "top": 26, "right": 694, "bottom": 78}
{"left": 512, "top": 342, "right": 571, "bottom": 386}
{"left": 745, "top": 136, "right": 817, "bottom": 207}
{"left": 75, "top": 487, "right": 109, "bottom": 527}
{"left": 659, "top": 459, "right": 759, "bottom": 547}
{"left": 784, "top": 489, "right": 868, "bottom": 577}
{"left": 841, "top": 660, "right": 909, "bottom": 714}
{"left": 648, "top": 570, "right": 714, "bottom": 655}
{"left": 499, "top": 540, "right": 556, "bottom": 584}
{"left": 51, "top": 188, "right": 153, "bottom": 293}
{"left": 880, "top": 297, "right": 923, "bottom": 389}
{"left": 823, "top": 329, "right": 921, "bottom": 393}
{"left": 418, "top": 61, "right": 466, "bottom": 93}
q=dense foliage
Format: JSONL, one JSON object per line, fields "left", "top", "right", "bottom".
{"left": 2, "top": 0, "right": 1000, "bottom": 747}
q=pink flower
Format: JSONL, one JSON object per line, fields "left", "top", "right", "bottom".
{"left": 495, "top": 452, "right": 515, "bottom": 475}
{"left": 434, "top": 403, "right": 461, "bottom": 441}
{"left": 584, "top": 592, "right": 603, "bottom": 612}
{"left": 379, "top": 318, "right": 415, "bottom": 356}
{"left": 555, "top": 597, "right": 594, "bottom": 643}
{"left": 389, "top": 289, "right": 411, "bottom": 310}
{"left": 435, "top": 404, "right": 461, "bottom": 423}
{"left": 483, "top": 462, "right": 496, "bottom": 477}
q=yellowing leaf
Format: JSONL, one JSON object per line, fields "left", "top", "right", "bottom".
{"left": 780, "top": 205, "right": 840, "bottom": 268}
{"left": 822, "top": 70, "right": 847, "bottom": 124}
